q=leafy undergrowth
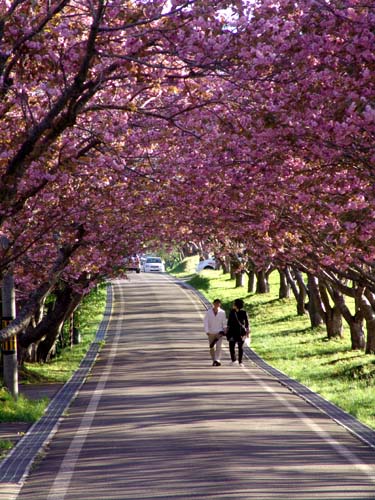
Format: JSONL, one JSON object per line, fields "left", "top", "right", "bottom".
{"left": 171, "top": 257, "right": 375, "bottom": 430}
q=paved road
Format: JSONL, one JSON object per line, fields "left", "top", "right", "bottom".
{"left": 13, "top": 274, "right": 375, "bottom": 499}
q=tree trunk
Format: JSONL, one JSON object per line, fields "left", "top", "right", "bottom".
{"left": 225, "top": 256, "right": 231, "bottom": 274}
{"left": 285, "top": 267, "right": 307, "bottom": 316}
{"left": 256, "top": 270, "right": 269, "bottom": 294}
{"left": 306, "top": 274, "right": 324, "bottom": 327}
{"left": 325, "top": 305, "right": 343, "bottom": 338}
{"left": 20, "top": 283, "right": 84, "bottom": 362}
{"left": 318, "top": 280, "right": 343, "bottom": 338}
{"left": 365, "top": 320, "right": 375, "bottom": 354}
{"left": 230, "top": 263, "right": 237, "bottom": 279}
{"left": 230, "top": 257, "right": 240, "bottom": 280}
{"left": 278, "top": 269, "right": 290, "bottom": 299}
{"left": 330, "top": 285, "right": 365, "bottom": 350}
{"left": 247, "top": 270, "right": 255, "bottom": 293}
{"left": 360, "top": 290, "right": 375, "bottom": 354}
{"left": 349, "top": 319, "right": 366, "bottom": 350}
{"left": 235, "top": 272, "right": 245, "bottom": 288}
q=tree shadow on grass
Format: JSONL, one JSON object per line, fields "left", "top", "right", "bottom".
{"left": 264, "top": 326, "right": 313, "bottom": 338}
{"left": 324, "top": 354, "right": 367, "bottom": 365}
{"left": 188, "top": 275, "right": 210, "bottom": 292}
{"left": 18, "top": 366, "right": 63, "bottom": 384}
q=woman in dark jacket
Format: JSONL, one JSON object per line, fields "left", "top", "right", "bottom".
{"left": 227, "top": 298, "right": 250, "bottom": 366}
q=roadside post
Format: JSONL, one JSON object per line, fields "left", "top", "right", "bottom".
{"left": 0, "top": 235, "right": 18, "bottom": 399}
{"left": 1, "top": 271, "right": 18, "bottom": 399}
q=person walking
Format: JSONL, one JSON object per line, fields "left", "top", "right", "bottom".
{"left": 204, "top": 299, "right": 227, "bottom": 366}
{"left": 227, "top": 298, "right": 250, "bottom": 367}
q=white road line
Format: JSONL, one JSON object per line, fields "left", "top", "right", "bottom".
{"left": 241, "top": 364, "right": 375, "bottom": 480}
{"left": 46, "top": 288, "right": 118, "bottom": 500}
{"left": 0, "top": 483, "right": 20, "bottom": 500}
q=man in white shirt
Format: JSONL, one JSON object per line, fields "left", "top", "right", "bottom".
{"left": 204, "top": 299, "right": 227, "bottom": 366}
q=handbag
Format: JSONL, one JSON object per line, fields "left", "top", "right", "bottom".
{"left": 235, "top": 312, "right": 249, "bottom": 336}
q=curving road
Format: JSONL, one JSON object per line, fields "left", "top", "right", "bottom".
{"left": 15, "top": 273, "right": 375, "bottom": 499}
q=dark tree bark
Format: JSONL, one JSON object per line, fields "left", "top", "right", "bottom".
{"left": 223, "top": 256, "right": 231, "bottom": 274}
{"left": 318, "top": 280, "right": 343, "bottom": 338}
{"left": 20, "top": 283, "right": 84, "bottom": 363}
{"left": 306, "top": 274, "right": 324, "bottom": 327}
{"left": 242, "top": 259, "right": 256, "bottom": 293}
{"left": 278, "top": 268, "right": 291, "bottom": 299}
{"left": 235, "top": 272, "right": 245, "bottom": 288}
{"left": 328, "top": 284, "right": 365, "bottom": 350}
{"left": 230, "top": 255, "right": 241, "bottom": 280}
{"left": 360, "top": 290, "right": 375, "bottom": 354}
{"left": 256, "top": 270, "right": 270, "bottom": 294}
{"left": 247, "top": 269, "right": 255, "bottom": 293}
{"left": 285, "top": 267, "right": 307, "bottom": 316}
{"left": 230, "top": 260, "right": 236, "bottom": 280}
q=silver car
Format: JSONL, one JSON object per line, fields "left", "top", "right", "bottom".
{"left": 143, "top": 256, "right": 165, "bottom": 272}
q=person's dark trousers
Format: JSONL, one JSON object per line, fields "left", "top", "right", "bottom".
{"left": 229, "top": 340, "right": 244, "bottom": 363}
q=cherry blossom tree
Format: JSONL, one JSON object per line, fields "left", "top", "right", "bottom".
{"left": 2, "top": 0, "right": 375, "bottom": 360}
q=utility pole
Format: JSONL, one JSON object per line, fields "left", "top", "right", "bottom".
{"left": 1, "top": 236, "right": 18, "bottom": 399}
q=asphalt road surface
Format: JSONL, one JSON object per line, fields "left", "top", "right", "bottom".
{"left": 14, "top": 274, "right": 375, "bottom": 499}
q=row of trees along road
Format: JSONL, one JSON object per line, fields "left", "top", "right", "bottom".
{"left": 0, "top": 0, "right": 375, "bottom": 366}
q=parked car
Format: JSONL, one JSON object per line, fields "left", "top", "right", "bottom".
{"left": 124, "top": 254, "right": 141, "bottom": 273}
{"left": 143, "top": 256, "right": 165, "bottom": 273}
{"left": 196, "top": 257, "right": 217, "bottom": 272}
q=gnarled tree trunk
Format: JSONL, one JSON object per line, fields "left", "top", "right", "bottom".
{"left": 318, "top": 280, "right": 343, "bottom": 338}
{"left": 256, "top": 270, "right": 269, "bottom": 293}
{"left": 360, "top": 290, "right": 375, "bottom": 354}
{"left": 306, "top": 274, "right": 324, "bottom": 328}
{"left": 247, "top": 269, "right": 255, "bottom": 293}
{"left": 285, "top": 267, "right": 307, "bottom": 316}
{"left": 278, "top": 268, "right": 290, "bottom": 299}
{"left": 330, "top": 285, "right": 365, "bottom": 350}
{"left": 20, "top": 283, "right": 84, "bottom": 363}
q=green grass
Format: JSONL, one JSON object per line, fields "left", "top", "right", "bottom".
{"left": 0, "top": 388, "right": 47, "bottom": 423}
{"left": 0, "top": 438, "right": 13, "bottom": 459}
{"left": 171, "top": 257, "right": 375, "bottom": 430}
{"left": 167, "top": 255, "right": 200, "bottom": 277}
{"left": 0, "top": 283, "right": 108, "bottom": 426}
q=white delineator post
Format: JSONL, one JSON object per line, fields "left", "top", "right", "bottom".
{"left": 1, "top": 235, "right": 18, "bottom": 399}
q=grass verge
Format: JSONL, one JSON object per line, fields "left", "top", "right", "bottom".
{"left": 170, "top": 258, "right": 375, "bottom": 430}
